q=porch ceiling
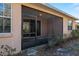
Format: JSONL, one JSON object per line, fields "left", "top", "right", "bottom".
{"left": 38, "top": 11, "right": 55, "bottom": 20}
{"left": 22, "top": 5, "right": 59, "bottom": 20}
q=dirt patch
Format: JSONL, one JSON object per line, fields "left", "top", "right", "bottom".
{"left": 16, "top": 39, "right": 79, "bottom": 56}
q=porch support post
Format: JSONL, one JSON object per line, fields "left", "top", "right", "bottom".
{"left": 35, "top": 16, "right": 37, "bottom": 40}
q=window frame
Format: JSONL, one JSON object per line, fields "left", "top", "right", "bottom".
{"left": 23, "top": 19, "right": 41, "bottom": 37}
{"left": 68, "top": 20, "right": 72, "bottom": 30}
{"left": 0, "top": 3, "right": 12, "bottom": 34}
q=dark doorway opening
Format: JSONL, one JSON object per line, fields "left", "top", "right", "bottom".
{"left": 23, "top": 19, "right": 41, "bottom": 37}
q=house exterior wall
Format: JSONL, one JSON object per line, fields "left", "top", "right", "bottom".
{"left": 0, "top": 4, "right": 21, "bottom": 53}
{"left": 0, "top": 3, "right": 77, "bottom": 53}
{"left": 73, "top": 20, "right": 77, "bottom": 30}
{"left": 63, "top": 17, "right": 71, "bottom": 38}
{"left": 63, "top": 18, "right": 76, "bottom": 38}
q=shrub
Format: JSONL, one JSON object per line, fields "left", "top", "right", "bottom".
{"left": 47, "top": 35, "right": 64, "bottom": 48}
{"left": 55, "top": 36, "right": 64, "bottom": 43}
{"left": 48, "top": 39, "right": 57, "bottom": 48}
{"left": 71, "top": 30, "right": 79, "bottom": 38}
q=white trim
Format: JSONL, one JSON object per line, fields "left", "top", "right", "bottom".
{"left": 0, "top": 33, "right": 12, "bottom": 38}
{"left": 11, "top": 3, "right": 13, "bottom": 34}
{"left": 0, "top": 16, "right": 11, "bottom": 18}
{"left": 0, "top": 3, "right": 12, "bottom": 37}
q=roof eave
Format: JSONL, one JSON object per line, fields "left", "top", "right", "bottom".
{"left": 41, "top": 3, "right": 79, "bottom": 20}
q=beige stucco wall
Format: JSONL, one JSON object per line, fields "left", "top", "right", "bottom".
{"left": 73, "top": 20, "right": 77, "bottom": 30}
{"left": 63, "top": 17, "right": 77, "bottom": 38}
{"left": 0, "top": 4, "right": 21, "bottom": 53}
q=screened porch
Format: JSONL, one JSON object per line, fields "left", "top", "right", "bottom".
{"left": 21, "top": 5, "right": 63, "bottom": 49}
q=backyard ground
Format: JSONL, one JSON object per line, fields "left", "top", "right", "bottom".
{"left": 17, "top": 38, "right": 79, "bottom": 56}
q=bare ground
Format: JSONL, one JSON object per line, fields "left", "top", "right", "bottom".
{"left": 17, "top": 39, "right": 79, "bottom": 56}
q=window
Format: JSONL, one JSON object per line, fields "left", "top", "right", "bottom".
{"left": 23, "top": 22, "right": 30, "bottom": 33}
{"left": 0, "top": 4, "right": 3, "bottom": 16}
{"left": 0, "top": 3, "right": 11, "bottom": 33}
{"left": 68, "top": 20, "right": 72, "bottom": 30}
{"left": 23, "top": 19, "right": 41, "bottom": 37}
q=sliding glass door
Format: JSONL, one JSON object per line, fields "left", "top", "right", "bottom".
{"left": 23, "top": 19, "right": 41, "bottom": 37}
